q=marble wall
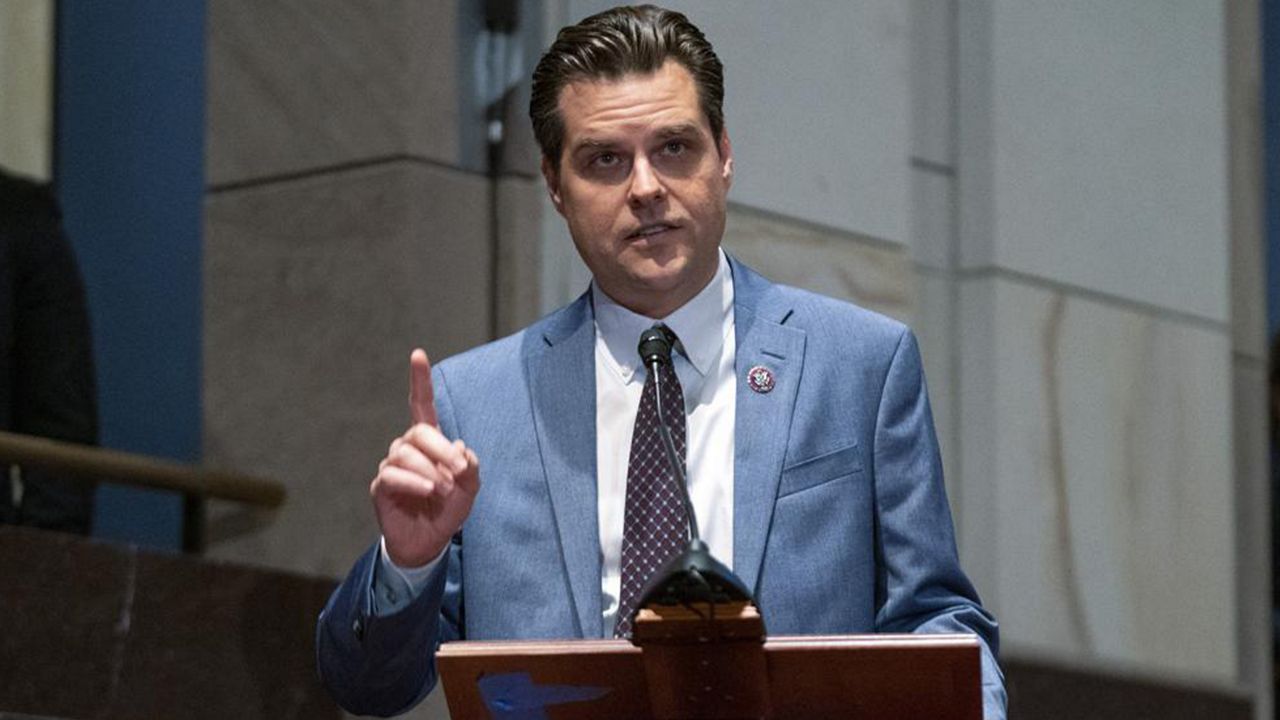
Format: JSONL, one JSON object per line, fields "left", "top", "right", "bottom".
{"left": 205, "top": 0, "right": 460, "bottom": 186}
{"left": 959, "top": 278, "right": 1234, "bottom": 676}
{"left": 203, "top": 0, "right": 495, "bottom": 582}
{"left": 915, "top": 0, "right": 1235, "bottom": 682}
{"left": 204, "top": 162, "right": 491, "bottom": 578}
{"left": 967, "top": 2, "right": 1228, "bottom": 322}
{"left": 1227, "top": 0, "right": 1270, "bottom": 715}
{"left": 203, "top": 3, "right": 505, "bottom": 715}
{"left": 944, "top": 0, "right": 1263, "bottom": 711}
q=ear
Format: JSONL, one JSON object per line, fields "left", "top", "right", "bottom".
{"left": 718, "top": 129, "right": 734, "bottom": 188}
{"left": 541, "top": 156, "right": 565, "bottom": 215}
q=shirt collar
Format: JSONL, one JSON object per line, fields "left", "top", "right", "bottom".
{"left": 593, "top": 249, "right": 733, "bottom": 384}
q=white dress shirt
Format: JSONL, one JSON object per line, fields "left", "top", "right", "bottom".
{"left": 592, "top": 249, "right": 736, "bottom": 632}
{"left": 374, "top": 251, "right": 737, "bottom": 629}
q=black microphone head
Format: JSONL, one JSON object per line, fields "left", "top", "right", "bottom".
{"left": 637, "top": 325, "right": 674, "bottom": 367}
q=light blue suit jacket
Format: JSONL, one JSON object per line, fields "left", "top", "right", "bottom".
{"left": 317, "top": 257, "right": 1006, "bottom": 718}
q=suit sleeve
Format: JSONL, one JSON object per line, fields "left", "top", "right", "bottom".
{"left": 871, "top": 328, "right": 1007, "bottom": 720}
{"left": 314, "top": 364, "right": 465, "bottom": 717}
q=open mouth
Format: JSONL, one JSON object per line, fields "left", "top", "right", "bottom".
{"left": 627, "top": 223, "right": 678, "bottom": 240}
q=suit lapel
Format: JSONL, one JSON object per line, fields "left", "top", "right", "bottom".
{"left": 526, "top": 295, "right": 603, "bottom": 638}
{"left": 730, "top": 260, "right": 806, "bottom": 596}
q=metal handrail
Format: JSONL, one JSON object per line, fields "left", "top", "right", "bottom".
{"left": 0, "top": 430, "right": 285, "bottom": 508}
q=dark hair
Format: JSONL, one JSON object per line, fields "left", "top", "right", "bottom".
{"left": 529, "top": 4, "right": 725, "bottom": 167}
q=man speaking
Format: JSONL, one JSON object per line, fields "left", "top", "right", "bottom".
{"left": 317, "top": 5, "right": 1006, "bottom": 718}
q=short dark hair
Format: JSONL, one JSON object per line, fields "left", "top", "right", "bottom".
{"left": 529, "top": 4, "right": 725, "bottom": 167}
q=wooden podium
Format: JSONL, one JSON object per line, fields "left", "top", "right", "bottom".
{"left": 437, "top": 601, "right": 982, "bottom": 719}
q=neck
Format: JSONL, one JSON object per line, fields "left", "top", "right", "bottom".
{"left": 605, "top": 261, "right": 720, "bottom": 320}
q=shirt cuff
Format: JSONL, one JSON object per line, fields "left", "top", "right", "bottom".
{"left": 371, "top": 536, "right": 447, "bottom": 616}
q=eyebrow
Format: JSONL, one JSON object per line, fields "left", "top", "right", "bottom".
{"left": 654, "top": 123, "right": 701, "bottom": 139}
{"left": 572, "top": 123, "right": 703, "bottom": 152}
{"left": 574, "top": 137, "right": 615, "bottom": 151}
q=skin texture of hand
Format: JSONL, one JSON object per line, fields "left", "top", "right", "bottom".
{"left": 370, "top": 349, "right": 480, "bottom": 568}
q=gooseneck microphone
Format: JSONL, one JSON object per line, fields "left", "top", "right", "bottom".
{"left": 637, "top": 326, "right": 700, "bottom": 542}
{"left": 632, "top": 325, "right": 754, "bottom": 624}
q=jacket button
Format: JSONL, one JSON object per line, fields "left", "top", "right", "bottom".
{"left": 352, "top": 617, "right": 364, "bottom": 640}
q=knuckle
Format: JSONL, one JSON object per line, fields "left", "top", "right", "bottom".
{"left": 406, "top": 424, "right": 427, "bottom": 447}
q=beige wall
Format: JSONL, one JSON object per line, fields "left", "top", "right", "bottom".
{"left": 203, "top": 0, "right": 493, "bottom": 579}
{"left": 0, "top": 0, "right": 53, "bottom": 180}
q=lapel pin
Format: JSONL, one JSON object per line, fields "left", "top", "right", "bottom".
{"left": 746, "top": 365, "right": 775, "bottom": 394}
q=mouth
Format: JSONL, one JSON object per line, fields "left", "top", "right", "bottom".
{"left": 625, "top": 222, "right": 680, "bottom": 241}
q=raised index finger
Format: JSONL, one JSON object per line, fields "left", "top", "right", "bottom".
{"left": 408, "top": 348, "right": 438, "bottom": 427}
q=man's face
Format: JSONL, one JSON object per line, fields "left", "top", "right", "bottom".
{"left": 543, "top": 60, "right": 733, "bottom": 319}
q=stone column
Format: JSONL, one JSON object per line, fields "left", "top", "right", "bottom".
{"left": 952, "top": 0, "right": 1246, "bottom": 692}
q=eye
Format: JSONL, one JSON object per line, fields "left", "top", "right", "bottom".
{"left": 591, "top": 152, "right": 620, "bottom": 168}
{"left": 661, "top": 140, "right": 686, "bottom": 156}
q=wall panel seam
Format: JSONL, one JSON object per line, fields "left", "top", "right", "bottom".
{"left": 957, "top": 266, "right": 1231, "bottom": 333}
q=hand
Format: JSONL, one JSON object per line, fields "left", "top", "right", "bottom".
{"left": 370, "top": 349, "right": 480, "bottom": 568}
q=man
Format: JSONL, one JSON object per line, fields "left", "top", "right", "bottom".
{"left": 318, "top": 6, "right": 1005, "bottom": 718}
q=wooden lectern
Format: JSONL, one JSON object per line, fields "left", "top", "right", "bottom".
{"left": 437, "top": 600, "right": 982, "bottom": 719}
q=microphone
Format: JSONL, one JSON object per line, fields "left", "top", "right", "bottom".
{"left": 637, "top": 326, "right": 699, "bottom": 542}
{"left": 632, "top": 325, "right": 753, "bottom": 623}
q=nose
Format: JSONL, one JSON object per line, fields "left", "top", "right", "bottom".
{"left": 627, "top": 157, "right": 666, "bottom": 208}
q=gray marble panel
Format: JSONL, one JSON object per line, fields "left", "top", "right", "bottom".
{"left": 495, "top": 176, "right": 549, "bottom": 336}
{"left": 954, "top": 0, "right": 996, "bottom": 271}
{"left": 203, "top": 162, "right": 491, "bottom": 578}
{"left": 1227, "top": 0, "right": 1266, "bottom": 363}
{"left": 1232, "top": 359, "right": 1271, "bottom": 718}
{"left": 958, "top": 274, "right": 1236, "bottom": 681}
{"left": 910, "top": 0, "right": 954, "bottom": 167}
{"left": 913, "top": 269, "right": 959, "bottom": 527}
{"left": 567, "top": 0, "right": 911, "bottom": 244}
{"left": 954, "top": 276, "right": 999, "bottom": 599}
{"left": 1225, "top": 2, "right": 1270, "bottom": 711}
{"left": 722, "top": 204, "right": 914, "bottom": 325}
{"left": 537, "top": 190, "right": 593, "bottom": 316}
{"left": 958, "top": 1, "right": 1229, "bottom": 322}
{"left": 207, "top": 0, "right": 459, "bottom": 186}
{"left": 910, "top": 166, "right": 954, "bottom": 270}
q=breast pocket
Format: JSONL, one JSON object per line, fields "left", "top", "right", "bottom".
{"left": 778, "top": 443, "right": 864, "bottom": 498}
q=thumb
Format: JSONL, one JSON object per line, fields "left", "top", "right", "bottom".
{"left": 408, "top": 348, "right": 438, "bottom": 427}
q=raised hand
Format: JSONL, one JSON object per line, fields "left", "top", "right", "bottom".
{"left": 370, "top": 349, "right": 480, "bottom": 568}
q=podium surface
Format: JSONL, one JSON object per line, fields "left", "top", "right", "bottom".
{"left": 438, "top": 633, "right": 982, "bottom": 719}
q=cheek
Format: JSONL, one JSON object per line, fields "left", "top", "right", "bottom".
{"left": 564, "top": 190, "right": 623, "bottom": 235}
{"left": 562, "top": 201, "right": 619, "bottom": 264}
{"left": 565, "top": 205, "right": 611, "bottom": 247}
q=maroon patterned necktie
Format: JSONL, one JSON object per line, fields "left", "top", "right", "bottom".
{"left": 614, "top": 328, "right": 689, "bottom": 638}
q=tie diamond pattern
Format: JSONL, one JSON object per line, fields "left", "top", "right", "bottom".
{"left": 614, "top": 337, "right": 688, "bottom": 638}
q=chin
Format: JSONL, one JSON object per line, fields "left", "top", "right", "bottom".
{"left": 630, "top": 258, "right": 690, "bottom": 285}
